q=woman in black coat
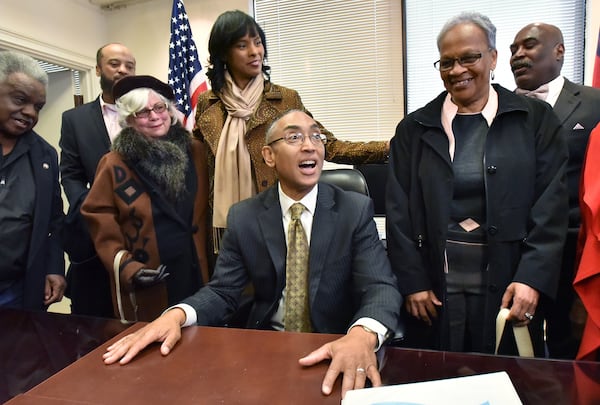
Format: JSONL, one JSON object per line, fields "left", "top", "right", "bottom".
{"left": 386, "top": 12, "right": 568, "bottom": 356}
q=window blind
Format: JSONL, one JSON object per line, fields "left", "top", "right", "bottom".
{"left": 404, "top": 0, "right": 585, "bottom": 114}
{"left": 254, "top": 0, "right": 404, "bottom": 148}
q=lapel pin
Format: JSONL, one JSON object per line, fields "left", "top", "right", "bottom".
{"left": 42, "top": 163, "right": 50, "bottom": 169}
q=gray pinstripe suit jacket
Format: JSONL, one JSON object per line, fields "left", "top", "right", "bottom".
{"left": 182, "top": 182, "right": 401, "bottom": 335}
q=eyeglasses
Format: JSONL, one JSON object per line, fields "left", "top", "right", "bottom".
{"left": 433, "top": 52, "right": 483, "bottom": 71}
{"left": 133, "top": 102, "right": 168, "bottom": 119}
{"left": 268, "top": 132, "right": 327, "bottom": 146}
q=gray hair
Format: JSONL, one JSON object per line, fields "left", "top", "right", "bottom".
{"left": 116, "top": 88, "right": 178, "bottom": 128}
{"left": 0, "top": 50, "right": 48, "bottom": 89}
{"left": 437, "top": 12, "right": 497, "bottom": 50}
{"left": 264, "top": 109, "right": 305, "bottom": 145}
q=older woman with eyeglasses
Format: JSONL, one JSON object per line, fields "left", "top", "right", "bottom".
{"left": 386, "top": 12, "right": 568, "bottom": 356}
{"left": 81, "top": 75, "right": 210, "bottom": 322}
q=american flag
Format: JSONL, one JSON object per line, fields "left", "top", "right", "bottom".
{"left": 168, "top": 0, "right": 207, "bottom": 131}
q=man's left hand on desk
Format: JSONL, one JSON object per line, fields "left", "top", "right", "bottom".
{"left": 298, "top": 325, "right": 380, "bottom": 398}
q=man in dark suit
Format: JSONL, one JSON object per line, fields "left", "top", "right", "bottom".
{"left": 0, "top": 50, "right": 65, "bottom": 310}
{"left": 59, "top": 43, "right": 135, "bottom": 317}
{"left": 510, "top": 23, "right": 600, "bottom": 359}
{"left": 102, "top": 110, "right": 402, "bottom": 398}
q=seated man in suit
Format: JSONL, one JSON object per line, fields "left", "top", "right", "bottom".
{"left": 103, "top": 110, "right": 402, "bottom": 398}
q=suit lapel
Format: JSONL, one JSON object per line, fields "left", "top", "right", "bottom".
{"left": 554, "top": 80, "right": 581, "bottom": 126}
{"left": 90, "top": 98, "right": 111, "bottom": 149}
{"left": 258, "top": 184, "right": 338, "bottom": 316}
{"left": 257, "top": 187, "right": 287, "bottom": 282}
{"left": 307, "top": 184, "right": 337, "bottom": 306}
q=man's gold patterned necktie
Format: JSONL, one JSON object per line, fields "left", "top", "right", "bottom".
{"left": 284, "top": 202, "right": 312, "bottom": 332}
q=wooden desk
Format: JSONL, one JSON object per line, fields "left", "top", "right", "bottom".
{"left": 380, "top": 346, "right": 600, "bottom": 404}
{"left": 6, "top": 324, "right": 341, "bottom": 404}
{"left": 5, "top": 320, "right": 600, "bottom": 404}
{"left": 0, "top": 309, "right": 130, "bottom": 403}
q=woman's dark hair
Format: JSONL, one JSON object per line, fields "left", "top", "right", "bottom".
{"left": 206, "top": 10, "right": 271, "bottom": 93}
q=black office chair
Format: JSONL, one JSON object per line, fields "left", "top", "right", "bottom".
{"left": 354, "top": 163, "right": 388, "bottom": 216}
{"left": 321, "top": 167, "right": 404, "bottom": 345}
{"left": 319, "top": 168, "right": 370, "bottom": 196}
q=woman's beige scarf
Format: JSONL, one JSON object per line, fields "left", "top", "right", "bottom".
{"left": 213, "top": 71, "right": 264, "bottom": 231}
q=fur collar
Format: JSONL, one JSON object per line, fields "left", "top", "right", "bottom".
{"left": 112, "top": 124, "right": 191, "bottom": 202}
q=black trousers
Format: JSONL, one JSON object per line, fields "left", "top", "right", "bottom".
{"left": 545, "top": 229, "right": 580, "bottom": 359}
{"left": 445, "top": 239, "right": 487, "bottom": 353}
{"left": 66, "top": 255, "right": 114, "bottom": 318}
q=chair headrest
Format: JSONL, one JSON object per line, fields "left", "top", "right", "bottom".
{"left": 319, "top": 169, "right": 369, "bottom": 196}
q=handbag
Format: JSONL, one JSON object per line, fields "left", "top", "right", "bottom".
{"left": 495, "top": 308, "right": 534, "bottom": 357}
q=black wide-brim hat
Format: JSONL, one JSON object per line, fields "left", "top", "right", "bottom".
{"left": 113, "top": 75, "right": 175, "bottom": 101}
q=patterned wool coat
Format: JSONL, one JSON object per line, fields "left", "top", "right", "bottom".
{"left": 82, "top": 126, "right": 209, "bottom": 322}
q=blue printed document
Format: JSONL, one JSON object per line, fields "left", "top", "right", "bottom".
{"left": 342, "top": 371, "right": 522, "bottom": 405}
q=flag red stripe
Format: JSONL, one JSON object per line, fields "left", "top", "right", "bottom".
{"left": 593, "top": 28, "right": 600, "bottom": 88}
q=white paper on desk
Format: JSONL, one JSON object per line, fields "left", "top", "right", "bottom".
{"left": 342, "top": 371, "right": 522, "bottom": 405}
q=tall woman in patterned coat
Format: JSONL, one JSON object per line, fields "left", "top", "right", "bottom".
{"left": 195, "top": 10, "right": 389, "bottom": 250}
{"left": 82, "top": 76, "right": 209, "bottom": 322}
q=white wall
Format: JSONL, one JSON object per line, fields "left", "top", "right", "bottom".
{"left": 104, "top": 0, "right": 249, "bottom": 84}
{"left": 0, "top": 0, "right": 108, "bottom": 97}
{"left": 37, "top": 71, "right": 74, "bottom": 149}
{"left": 0, "top": 0, "right": 108, "bottom": 57}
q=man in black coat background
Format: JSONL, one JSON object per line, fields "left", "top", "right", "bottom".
{"left": 59, "top": 43, "right": 135, "bottom": 317}
{"left": 510, "top": 22, "right": 600, "bottom": 359}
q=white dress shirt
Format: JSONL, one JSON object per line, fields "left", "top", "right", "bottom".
{"left": 176, "top": 183, "right": 388, "bottom": 350}
{"left": 99, "top": 96, "right": 121, "bottom": 142}
{"left": 543, "top": 75, "right": 565, "bottom": 108}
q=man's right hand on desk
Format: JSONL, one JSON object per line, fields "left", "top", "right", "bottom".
{"left": 102, "top": 308, "right": 186, "bottom": 365}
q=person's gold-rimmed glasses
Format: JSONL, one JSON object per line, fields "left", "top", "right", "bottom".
{"left": 133, "top": 102, "right": 169, "bottom": 119}
{"left": 268, "top": 132, "right": 327, "bottom": 146}
{"left": 433, "top": 52, "right": 483, "bottom": 71}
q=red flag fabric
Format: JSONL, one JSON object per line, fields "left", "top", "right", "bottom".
{"left": 593, "top": 28, "right": 600, "bottom": 88}
{"left": 574, "top": 123, "right": 600, "bottom": 361}
{"left": 168, "top": 0, "right": 208, "bottom": 131}
{"left": 573, "top": 362, "right": 600, "bottom": 403}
